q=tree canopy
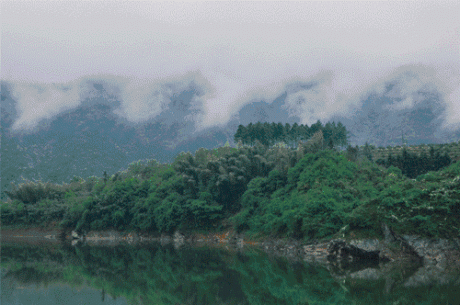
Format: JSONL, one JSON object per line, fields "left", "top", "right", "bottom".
{"left": 234, "top": 120, "right": 348, "bottom": 149}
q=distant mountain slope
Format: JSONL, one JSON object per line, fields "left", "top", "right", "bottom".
{"left": 232, "top": 92, "right": 299, "bottom": 126}
{"left": 0, "top": 85, "right": 229, "bottom": 198}
{"left": 331, "top": 82, "right": 459, "bottom": 147}
{"left": 1, "top": 74, "right": 459, "bottom": 199}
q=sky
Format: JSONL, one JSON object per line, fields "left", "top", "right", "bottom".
{"left": 2, "top": 1, "right": 460, "bottom": 131}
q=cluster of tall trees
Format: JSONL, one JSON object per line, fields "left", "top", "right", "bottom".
{"left": 3, "top": 120, "right": 460, "bottom": 239}
{"left": 233, "top": 121, "right": 348, "bottom": 148}
{"left": 0, "top": 133, "right": 338, "bottom": 234}
{"left": 376, "top": 146, "right": 452, "bottom": 179}
{"left": 0, "top": 144, "right": 288, "bottom": 232}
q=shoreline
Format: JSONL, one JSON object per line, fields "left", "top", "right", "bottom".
{"left": 3, "top": 227, "right": 460, "bottom": 293}
{"left": 3, "top": 226, "right": 460, "bottom": 270}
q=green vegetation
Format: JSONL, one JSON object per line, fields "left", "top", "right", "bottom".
{"left": 2, "top": 121, "right": 460, "bottom": 240}
{"left": 234, "top": 120, "right": 348, "bottom": 148}
{"left": 370, "top": 141, "right": 460, "bottom": 165}
{"left": 376, "top": 145, "right": 452, "bottom": 178}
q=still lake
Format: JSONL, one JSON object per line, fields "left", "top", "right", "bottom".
{"left": 2, "top": 240, "right": 459, "bottom": 305}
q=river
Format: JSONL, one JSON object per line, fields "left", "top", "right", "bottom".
{"left": 1, "top": 239, "right": 460, "bottom": 305}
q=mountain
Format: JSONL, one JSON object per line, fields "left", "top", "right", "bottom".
{"left": 1, "top": 75, "right": 459, "bottom": 199}
{"left": 331, "top": 79, "right": 460, "bottom": 147}
{"left": 0, "top": 83, "right": 230, "bottom": 198}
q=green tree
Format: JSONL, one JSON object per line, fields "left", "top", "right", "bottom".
{"left": 363, "top": 142, "right": 373, "bottom": 162}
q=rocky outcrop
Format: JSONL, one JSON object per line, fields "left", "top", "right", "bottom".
{"left": 303, "top": 242, "right": 329, "bottom": 263}
{"left": 6, "top": 226, "right": 458, "bottom": 273}
{"left": 324, "top": 226, "right": 460, "bottom": 292}
{"left": 260, "top": 239, "right": 303, "bottom": 260}
{"left": 402, "top": 235, "right": 460, "bottom": 268}
{"left": 173, "top": 231, "right": 185, "bottom": 248}
{"left": 382, "top": 223, "right": 423, "bottom": 262}
{"left": 327, "top": 239, "right": 382, "bottom": 263}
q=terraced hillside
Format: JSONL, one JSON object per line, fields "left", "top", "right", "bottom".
{"left": 362, "top": 141, "right": 460, "bottom": 163}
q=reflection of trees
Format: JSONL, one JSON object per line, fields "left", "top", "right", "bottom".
{"left": 2, "top": 243, "right": 459, "bottom": 305}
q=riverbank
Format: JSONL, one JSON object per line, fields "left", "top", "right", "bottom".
{"left": 3, "top": 237, "right": 459, "bottom": 304}
{"left": 1, "top": 226, "right": 64, "bottom": 244}
{"left": 3, "top": 225, "right": 460, "bottom": 271}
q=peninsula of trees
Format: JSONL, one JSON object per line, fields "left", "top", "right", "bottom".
{"left": 2, "top": 120, "right": 459, "bottom": 241}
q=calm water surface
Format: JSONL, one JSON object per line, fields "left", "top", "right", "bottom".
{"left": 2, "top": 241, "right": 459, "bottom": 305}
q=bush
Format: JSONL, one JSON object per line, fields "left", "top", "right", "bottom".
{"left": 5, "top": 181, "right": 65, "bottom": 204}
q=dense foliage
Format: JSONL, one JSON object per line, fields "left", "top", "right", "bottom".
{"left": 2, "top": 121, "right": 459, "bottom": 240}
{"left": 233, "top": 149, "right": 460, "bottom": 239}
{"left": 370, "top": 141, "right": 460, "bottom": 164}
{"left": 375, "top": 145, "right": 452, "bottom": 178}
{"left": 234, "top": 121, "right": 348, "bottom": 148}
{"left": 0, "top": 101, "right": 229, "bottom": 201}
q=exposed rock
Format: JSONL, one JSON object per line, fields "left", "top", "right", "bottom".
{"left": 326, "top": 228, "right": 460, "bottom": 292}
{"left": 402, "top": 259, "right": 460, "bottom": 287}
{"left": 349, "top": 239, "right": 399, "bottom": 262}
{"left": 85, "top": 230, "right": 119, "bottom": 240}
{"left": 382, "top": 222, "right": 397, "bottom": 243}
{"left": 327, "top": 239, "right": 381, "bottom": 263}
{"left": 71, "top": 231, "right": 80, "bottom": 239}
{"left": 259, "top": 239, "right": 303, "bottom": 260}
{"left": 303, "top": 242, "right": 329, "bottom": 263}
{"left": 381, "top": 223, "right": 423, "bottom": 262}
{"left": 349, "top": 267, "right": 382, "bottom": 280}
{"left": 349, "top": 239, "right": 381, "bottom": 252}
{"left": 173, "top": 231, "right": 185, "bottom": 247}
{"left": 401, "top": 235, "right": 460, "bottom": 268}
{"left": 228, "top": 234, "right": 244, "bottom": 248}
{"left": 380, "top": 223, "right": 460, "bottom": 266}
{"left": 160, "top": 234, "right": 172, "bottom": 245}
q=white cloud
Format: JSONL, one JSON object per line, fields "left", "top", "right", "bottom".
{"left": 367, "top": 64, "right": 460, "bottom": 128}
{"left": 2, "top": 1, "right": 459, "bottom": 130}
{"left": 10, "top": 81, "right": 83, "bottom": 130}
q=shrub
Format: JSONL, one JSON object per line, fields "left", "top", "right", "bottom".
{"left": 5, "top": 180, "right": 65, "bottom": 204}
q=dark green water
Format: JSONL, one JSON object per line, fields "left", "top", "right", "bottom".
{"left": 1, "top": 241, "right": 459, "bottom": 305}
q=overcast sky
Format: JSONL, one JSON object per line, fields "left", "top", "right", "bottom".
{"left": 2, "top": 1, "right": 460, "bottom": 131}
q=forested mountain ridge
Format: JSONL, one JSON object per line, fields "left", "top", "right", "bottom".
{"left": 2, "top": 74, "right": 460, "bottom": 200}
{"left": 2, "top": 131, "right": 459, "bottom": 240}
{"left": 330, "top": 84, "right": 460, "bottom": 146}
{"left": 1, "top": 84, "right": 230, "bottom": 199}
{"left": 365, "top": 142, "right": 460, "bottom": 163}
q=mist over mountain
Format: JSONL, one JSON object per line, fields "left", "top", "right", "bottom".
{"left": 332, "top": 85, "right": 458, "bottom": 147}
{"left": 3, "top": 2, "right": 458, "bottom": 195}
{"left": 1, "top": 81, "right": 229, "bottom": 197}
{"left": 1, "top": 66, "right": 459, "bottom": 199}
{"left": 231, "top": 83, "right": 315, "bottom": 126}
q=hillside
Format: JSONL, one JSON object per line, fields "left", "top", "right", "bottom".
{"left": 2, "top": 72, "right": 460, "bottom": 199}
{"left": 1, "top": 84, "right": 230, "bottom": 198}
{"left": 364, "top": 142, "right": 460, "bottom": 163}
{"left": 2, "top": 141, "right": 459, "bottom": 240}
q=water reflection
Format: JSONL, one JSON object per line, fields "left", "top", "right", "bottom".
{"left": 1, "top": 281, "right": 126, "bottom": 305}
{"left": 1, "top": 241, "right": 459, "bottom": 305}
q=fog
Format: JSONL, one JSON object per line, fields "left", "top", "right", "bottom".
{"left": 2, "top": 1, "right": 459, "bottom": 131}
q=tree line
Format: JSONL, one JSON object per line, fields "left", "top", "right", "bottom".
{"left": 234, "top": 121, "right": 348, "bottom": 149}
{"left": 2, "top": 121, "right": 459, "bottom": 240}
{"left": 0, "top": 123, "right": 343, "bottom": 234}
{"left": 376, "top": 146, "right": 452, "bottom": 179}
